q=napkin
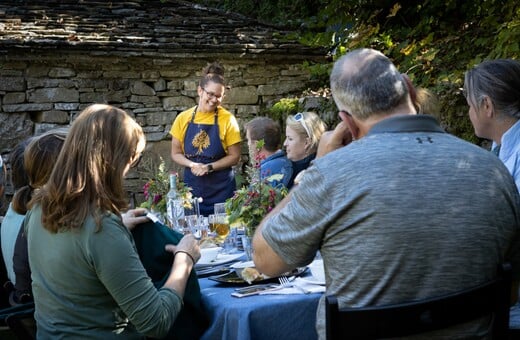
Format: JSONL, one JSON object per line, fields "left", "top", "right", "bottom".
{"left": 259, "top": 277, "right": 325, "bottom": 295}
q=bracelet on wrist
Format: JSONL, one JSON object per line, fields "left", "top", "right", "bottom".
{"left": 174, "top": 250, "right": 196, "bottom": 265}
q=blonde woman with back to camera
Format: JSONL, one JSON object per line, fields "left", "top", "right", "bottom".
{"left": 284, "top": 112, "right": 326, "bottom": 187}
{"left": 25, "top": 104, "right": 200, "bottom": 339}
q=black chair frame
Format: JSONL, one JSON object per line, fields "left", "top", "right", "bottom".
{"left": 0, "top": 302, "right": 35, "bottom": 339}
{"left": 325, "top": 263, "right": 512, "bottom": 340}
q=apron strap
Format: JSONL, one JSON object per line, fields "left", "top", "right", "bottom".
{"left": 190, "top": 106, "right": 218, "bottom": 123}
{"left": 190, "top": 106, "right": 198, "bottom": 123}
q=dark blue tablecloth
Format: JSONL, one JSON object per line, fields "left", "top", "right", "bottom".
{"left": 199, "top": 275, "right": 321, "bottom": 340}
{"left": 511, "top": 302, "right": 520, "bottom": 329}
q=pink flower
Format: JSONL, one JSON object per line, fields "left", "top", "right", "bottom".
{"left": 143, "top": 181, "right": 151, "bottom": 200}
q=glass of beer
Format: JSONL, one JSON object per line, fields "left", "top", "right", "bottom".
{"left": 209, "top": 213, "right": 230, "bottom": 244}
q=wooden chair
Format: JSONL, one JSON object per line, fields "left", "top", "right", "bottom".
{"left": 325, "top": 263, "right": 512, "bottom": 340}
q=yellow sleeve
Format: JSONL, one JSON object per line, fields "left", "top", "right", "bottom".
{"left": 170, "top": 107, "right": 195, "bottom": 145}
{"left": 218, "top": 107, "right": 242, "bottom": 151}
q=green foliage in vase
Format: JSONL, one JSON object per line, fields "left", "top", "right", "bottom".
{"left": 139, "top": 157, "right": 193, "bottom": 215}
{"left": 225, "top": 140, "right": 288, "bottom": 236}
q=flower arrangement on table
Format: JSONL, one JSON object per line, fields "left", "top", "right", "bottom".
{"left": 139, "top": 157, "right": 193, "bottom": 221}
{"left": 225, "top": 140, "right": 288, "bottom": 237}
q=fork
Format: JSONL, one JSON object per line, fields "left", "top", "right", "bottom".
{"left": 278, "top": 276, "right": 310, "bottom": 294}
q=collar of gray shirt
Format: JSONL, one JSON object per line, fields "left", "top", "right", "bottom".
{"left": 367, "top": 114, "right": 446, "bottom": 136}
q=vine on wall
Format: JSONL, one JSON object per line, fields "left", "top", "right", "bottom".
{"left": 199, "top": 0, "right": 520, "bottom": 144}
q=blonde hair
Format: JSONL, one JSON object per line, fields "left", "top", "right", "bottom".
{"left": 414, "top": 88, "right": 440, "bottom": 119}
{"left": 31, "top": 104, "right": 145, "bottom": 233}
{"left": 286, "top": 112, "right": 326, "bottom": 154}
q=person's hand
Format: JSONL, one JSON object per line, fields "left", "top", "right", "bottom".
{"left": 163, "top": 234, "right": 201, "bottom": 295}
{"left": 165, "top": 234, "right": 201, "bottom": 264}
{"left": 189, "top": 162, "right": 208, "bottom": 176}
{"left": 316, "top": 122, "right": 353, "bottom": 158}
{"left": 121, "top": 208, "right": 150, "bottom": 230}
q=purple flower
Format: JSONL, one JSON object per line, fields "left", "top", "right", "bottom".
{"left": 153, "top": 194, "right": 162, "bottom": 204}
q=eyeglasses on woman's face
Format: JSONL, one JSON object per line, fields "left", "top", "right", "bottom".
{"left": 202, "top": 87, "right": 224, "bottom": 101}
{"left": 294, "top": 112, "right": 311, "bottom": 138}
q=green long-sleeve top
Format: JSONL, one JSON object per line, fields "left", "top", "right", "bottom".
{"left": 26, "top": 205, "right": 183, "bottom": 339}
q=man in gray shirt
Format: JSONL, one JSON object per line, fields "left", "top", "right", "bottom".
{"left": 252, "top": 48, "right": 520, "bottom": 339}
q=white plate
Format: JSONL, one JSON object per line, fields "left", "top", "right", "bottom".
{"left": 230, "top": 260, "right": 255, "bottom": 269}
{"left": 298, "top": 276, "right": 326, "bottom": 286}
{"left": 195, "top": 252, "right": 245, "bottom": 269}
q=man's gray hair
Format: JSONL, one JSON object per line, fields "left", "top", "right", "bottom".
{"left": 464, "top": 59, "right": 520, "bottom": 119}
{"left": 330, "top": 48, "right": 408, "bottom": 120}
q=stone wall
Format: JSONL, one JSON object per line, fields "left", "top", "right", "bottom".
{"left": 0, "top": 50, "right": 330, "bottom": 209}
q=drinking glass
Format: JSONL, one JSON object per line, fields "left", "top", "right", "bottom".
{"left": 199, "top": 216, "right": 209, "bottom": 239}
{"left": 207, "top": 214, "right": 217, "bottom": 238}
{"left": 208, "top": 213, "right": 229, "bottom": 244}
{"left": 185, "top": 214, "right": 200, "bottom": 238}
{"left": 214, "top": 202, "right": 226, "bottom": 215}
{"left": 185, "top": 198, "right": 201, "bottom": 217}
{"left": 221, "top": 226, "right": 237, "bottom": 254}
{"left": 186, "top": 215, "right": 208, "bottom": 240}
{"left": 241, "top": 235, "right": 253, "bottom": 260}
{"left": 167, "top": 199, "right": 185, "bottom": 231}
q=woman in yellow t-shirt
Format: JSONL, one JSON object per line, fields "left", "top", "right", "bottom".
{"left": 170, "top": 62, "right": 241, "bottom": 216}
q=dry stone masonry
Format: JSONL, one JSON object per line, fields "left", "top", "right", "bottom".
{"left": 0, "top": 0, "right": 328, "bottom": 206}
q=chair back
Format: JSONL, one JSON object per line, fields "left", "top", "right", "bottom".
{"left": 0, "top": 302, "right": 35, "bottom": 339}
{"left": 325, "top": 263, "right": 512, "bottom": 339}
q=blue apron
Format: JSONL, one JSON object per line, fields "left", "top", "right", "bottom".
{"left": 183, "top": 106, "right": 236, "bottom": 216}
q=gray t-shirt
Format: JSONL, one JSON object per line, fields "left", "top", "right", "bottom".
{"left": 263, "top": 115, "right": 520, "bottom": 339}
